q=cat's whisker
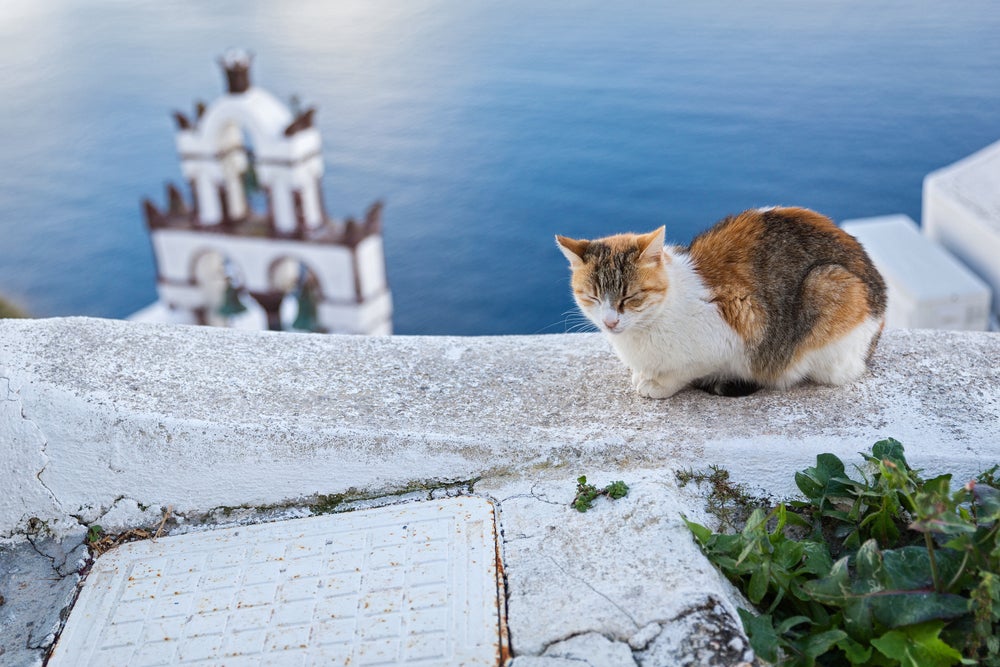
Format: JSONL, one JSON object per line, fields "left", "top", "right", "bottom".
{"left": 565, "top": 313, "right": 598, "bottom": 331}
{"left": 562, "top": 317, "right": 598, "bottom": 334}
{"left": 532, "top": 310, "right": 596, "bottom": 335}
{"left": 533, "top": 320, "right": 576, "bottom": 334}
{"left": 566, "top": 322, "right": 598, "bottom": 334}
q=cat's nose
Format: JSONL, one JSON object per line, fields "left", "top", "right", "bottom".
{"left": 603, "top": 315, "right": 620, "bottom": 330}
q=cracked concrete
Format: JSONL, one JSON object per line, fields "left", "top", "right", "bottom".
{"left": 1, "top": 474, "right": 757, "bottom": 667}
{"left": 1, "top": 318, "right": 997, "bottom": 542}
{"left": 540, "top": 633, "right": 638, "bottom": 666}
{"left": 0, "top": 317, "right": 997, "bottom": 664}
{"left": 0, "top": 371, "right": 77, "bottom": 544}
{"left": 0, "top": 536, "right": 86, "bottom": 666}
{"left": 635, "top": 600, "right": 755, "bottom": 666}
{"left": 486, "top": 473, "right": 759, "bottom": 666}
{"left": 479, "top": 472, "right": 756, "bottom": 663}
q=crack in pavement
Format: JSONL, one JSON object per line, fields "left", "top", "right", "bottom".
{"left": 3, "top": 373, "right": 68, "bottom": 521}
{"left": 544, "top": 552, "right": 640, "bottom": 630}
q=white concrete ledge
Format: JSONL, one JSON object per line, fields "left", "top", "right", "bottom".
{"left": 2, "top": 317, "right": 998, "bottom": 664}
{"left": 1, "top": 317, "right": 998, "bottom": 541}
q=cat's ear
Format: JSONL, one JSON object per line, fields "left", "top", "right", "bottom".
{"left": 555, "top": 235, "right": 588, "bottom": 269}
{"left": 639, "top": 226, "right": 665, "bottom": 262}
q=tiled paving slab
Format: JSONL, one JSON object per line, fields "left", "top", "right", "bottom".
{"left": 48, "top": 497, "right": 505, "bottom": 666}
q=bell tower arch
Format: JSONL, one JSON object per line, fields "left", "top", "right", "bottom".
{"left": 139, "top": 51, "right": 392, "bottom": 335}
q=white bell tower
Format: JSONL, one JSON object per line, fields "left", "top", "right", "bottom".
{"left": 141, "top": 51, "right": 393, "bottom": 335}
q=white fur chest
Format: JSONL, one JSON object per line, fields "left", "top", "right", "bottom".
{"left": 607, "top": 256, "right": 748, "bottom": 382}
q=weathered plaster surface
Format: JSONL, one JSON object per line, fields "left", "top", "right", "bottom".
{"left": 479, "top": 473, "right": 756, "bottom": 665}
{"left": 2, "top": 317, "right": 994, "bottom": 664}
{"left": 0, "top": 317, "right": 997, "bottom": 541}
{"left": 0, "top": 370, "right": 77, "bottom": 541}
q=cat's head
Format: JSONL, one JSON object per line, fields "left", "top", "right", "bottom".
{"left": 555, "top": 227, "right": 668, "bottom": 335}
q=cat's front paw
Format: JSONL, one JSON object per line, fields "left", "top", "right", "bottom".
{"left": 635, "top": 377, "right": 683, "bottom": 399}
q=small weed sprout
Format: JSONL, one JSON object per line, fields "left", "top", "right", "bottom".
{"left": 676, "top": 465, "right": 770, "bottom": 531}
{"left": 572, "top": 476, "right": 630, "bottom": 512}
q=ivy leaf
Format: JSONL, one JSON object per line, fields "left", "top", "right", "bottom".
{"left": 798, "top": 541, "right": 834, "bottom": 577}
{"left": 683, "top": 517, "right": 713, "bottom": 546}
{"left": 860, "top": 500, "right": 901, "bottom": 546}
{"left": 836, "top": 634, "right": 873, "bottom": 663}
{"left": 803, "top": 541, "right": 969, "bottom": 639}
{"left": 795, "top": 453, "right": 856, "bottom": 505}
{"left": 605, "top": 480, "right": 629, "bottom": 499}
{"left": 796, "top": 628, "right": 849, "bottom": 660}
{"left": 803, "top": 555, "right": 876, "bottom": 641}
{"left": 685, "top": 440, "right": 997, "bottom": 667}
{"left": 738, "top": 608, "right": 780, "bottom": 664}
{"left": 870, "top": 438, "right": 908, "bottom": 470}
{"left": 971, "top": 482, "right": 1000, "bottom": 520}
{"left": 879, "top": 546, "right": 967, "bottom": 595}
{"left": 748, "top": 561, "right": 770, "bottom": 604}
{"left": 736, "top": 508, "right": 769, "bottom": 567}
{"left": 870, "top": 621, "right": 965, "bottom": 667}
{"left": 775, "top": 615, "right": 813, "bottom": 634}
{"left": 774, "top": 539, "right": 805, "bottom": 570}
{"left": 922, "top": 474, "right": 953, "bottom": 497}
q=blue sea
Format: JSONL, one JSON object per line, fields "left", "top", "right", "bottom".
{"left": 1, "top": 1, "right": 998, "bottom": 334}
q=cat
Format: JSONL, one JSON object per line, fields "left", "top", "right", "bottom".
{"left": 556, "top": 206, "right": 887, "bottom": 399}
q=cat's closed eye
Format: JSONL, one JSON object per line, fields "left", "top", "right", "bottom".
{"left": 621, "top": 292, "right": 645, "bottom": 309}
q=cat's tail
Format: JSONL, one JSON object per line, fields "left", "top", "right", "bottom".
{"left": 691, "top": 377, "right": 762, "bottom": 398}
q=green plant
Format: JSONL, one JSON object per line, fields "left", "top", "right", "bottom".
{"left": 685, "top": 439, "right": 1000, "bottom": 666}
{"left": 572, "top": 476, "right": 629, "bottom": 512}
{"left": 677, "top": 464, "right": 771, "bottom": 531}
{"left": 86, "top": 525, "right": 103, "bottom": 543}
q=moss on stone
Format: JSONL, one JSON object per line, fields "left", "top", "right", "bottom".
{"left": 310, "top": 477, "right": 480, "bottom": 516}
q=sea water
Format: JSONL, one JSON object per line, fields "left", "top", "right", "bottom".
{"left": 1, "top": 0, "right": 998, "bottom": 334}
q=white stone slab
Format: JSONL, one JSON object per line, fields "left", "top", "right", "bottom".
{"left": 842, "top": 214, "right": 991, "bottom": 330}
{"left": 49, "top": 497, "right": 505, "bottom": 666}
{"left": 923, "top": 137, "right": 1000, "bottom": 317}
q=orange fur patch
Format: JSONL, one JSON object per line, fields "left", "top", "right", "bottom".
{"left": 796, "top": 265, "right": 871, "bottom": 358}
{"left": 555, "top": 235, "right": 589, "bottom": 262}
{"left": 688, "top": 211, "right": 766, "bottom": 342}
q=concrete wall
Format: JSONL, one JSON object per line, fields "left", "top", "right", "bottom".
{"left": 1, "top": 317, "right": 998, "bottom": 543}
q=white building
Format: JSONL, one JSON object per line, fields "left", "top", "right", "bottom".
{"left": 923, "top": 138, "right": 1000, "bottom": 329}
{"left": 132, "top": 51, "right": 392, "bottom": 335}
{"left": 839, "top": 139, "right": 1000, "bottom": 332}
{"left": 841, "top": 215, "right": 990, "bottom": 330}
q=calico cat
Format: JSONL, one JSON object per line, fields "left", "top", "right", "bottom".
{"left": 556, "top": 206, "right": 887, "bottom": 399}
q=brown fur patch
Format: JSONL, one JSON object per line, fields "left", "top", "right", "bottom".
{"left": 795, "top": 265, "right": 870, "bottom": 355}
{"left": 688, "top": 210, "right": 767, "bottom": 343}
{"left": 688, "top": 206, "right": 887, "bottom": 383}
{"left": 867, "top": 319, "right": 885, "bottom": 363}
